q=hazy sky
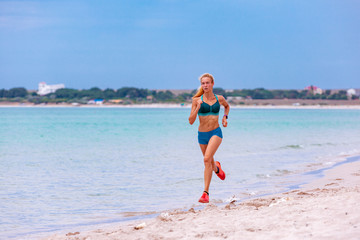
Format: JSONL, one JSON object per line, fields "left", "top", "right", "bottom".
{"left": 0, "top": 0, "right": 359, "bottom": 90}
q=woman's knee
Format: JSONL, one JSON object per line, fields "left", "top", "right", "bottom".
{"left": 203, "top": 156, "right": 212, "bottom": 166}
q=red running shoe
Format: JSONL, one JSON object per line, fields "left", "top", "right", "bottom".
{"left": 198, "top": 191, "right": 209, "bottom": 203}
{"left": 215, "top": 161, "right": 226, "bottom": 180}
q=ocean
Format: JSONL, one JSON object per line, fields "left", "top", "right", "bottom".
{"left": 1, "top": 107, "right": 360, "bottom": 239}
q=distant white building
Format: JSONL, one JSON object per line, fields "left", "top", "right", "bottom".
{"left": 38, "top": 82, "right": 65, "bottom": 96}
{"left": 347, "top": 88, "right": 356, "bottom": 96}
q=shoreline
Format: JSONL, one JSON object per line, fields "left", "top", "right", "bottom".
{"left": 1, "top": 103, "right": 360, "bottom": 110}
{"left": 41, "top": 155, "right": 360, "bottom": 240}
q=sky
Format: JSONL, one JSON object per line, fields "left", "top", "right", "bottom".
{"left": 0, "top": 0, "right": 359, "bottom": 90}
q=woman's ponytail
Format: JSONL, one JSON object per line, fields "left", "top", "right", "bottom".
{"left": 192, "top": 86, "right": 204, "bottom": 99}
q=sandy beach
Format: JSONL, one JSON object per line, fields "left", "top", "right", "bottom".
{"left": 41, "top": 158, "right": 360, "bottom": 240}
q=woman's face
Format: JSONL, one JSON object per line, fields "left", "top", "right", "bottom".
{"left": 201, "top": 77, "right": 214, "bottom": 93}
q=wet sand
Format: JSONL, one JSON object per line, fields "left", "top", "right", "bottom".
{"left": 42, "top": 159, "right": 360, "bottom": 240}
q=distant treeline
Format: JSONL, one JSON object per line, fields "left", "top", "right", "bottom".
{"left": 0, "top": 87, "right": 191, "bottom": 104}
{"left": 0, "top": 87, "right": 356, "bottom": 104}
{"left": 226, "top": 88, "right": 354, "bottom": 100}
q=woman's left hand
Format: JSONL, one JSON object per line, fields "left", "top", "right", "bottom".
{"left": 222, "top": 117, "right": 228, "bottom": 127}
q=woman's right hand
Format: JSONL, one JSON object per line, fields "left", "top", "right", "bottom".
{"left": 189, "top": 97, "right": 202, "bottom": 125}
{"left": 196, "top": 98, "right": 203, "bottom": 108}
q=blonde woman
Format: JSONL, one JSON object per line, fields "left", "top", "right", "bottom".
{"left": 188, "top": 73, "right": 230, "bottom": 203}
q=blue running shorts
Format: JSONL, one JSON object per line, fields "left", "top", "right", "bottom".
{"left": 198, "top": 127, "right": 223, "bottom": 145}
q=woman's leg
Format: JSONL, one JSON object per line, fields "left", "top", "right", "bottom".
{"left": 199, "top": 145, "right": 218, "bottom": 172}
{"left": 202, "top": 136, "right": 222, "bottom": 193}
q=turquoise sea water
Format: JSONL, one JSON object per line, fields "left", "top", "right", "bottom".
{"left": 1, "top": 107, "right": 360, "bottom": 239}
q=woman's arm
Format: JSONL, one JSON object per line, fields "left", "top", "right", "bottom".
{"left": 218, "top": 95, "right": 230, "bottom": 127}
{"left": 188, "top": 98, "right": 202, "bottom": 125}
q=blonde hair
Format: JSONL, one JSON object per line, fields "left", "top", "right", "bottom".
{"left": 192, "top": 73, "right": 214, "bottom": 99}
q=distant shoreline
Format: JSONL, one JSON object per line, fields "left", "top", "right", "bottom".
{"left": 1, "top": 100, "right": 360, "bottom": 109}
{"left": 0, "top": 99, "right": 360, "bottom": 109}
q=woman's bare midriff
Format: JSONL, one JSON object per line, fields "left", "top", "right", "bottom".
{"left": 198, "top": 115, "right": 220, "bottom": 132}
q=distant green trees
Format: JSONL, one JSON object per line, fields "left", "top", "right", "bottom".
{"left": 327, "top": 90, "right": 348, "bottom": 100}
{"left": 225, "top": 88, "right": 351, "bottom": 100}
{"left": 116, "top": 87, "right": 148, "bottom": 99}
{"left": 53, "top": 87, "right": 151, "bottom": 100}
{"left": 0, "top": 86, "right": 357, "bottom": 103}
{"left": 0, "top": 87, "right": 27, "bottom": 98}
{"left": 54, "top": 88, "right": 79, "bottom": 99}
{"left": 154, "top": 90, "right": 175, "bottom": 101}
{"left": 50, "top": 87, "right": 176, "bottom": 102}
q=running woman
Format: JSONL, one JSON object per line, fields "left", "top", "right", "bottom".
{"left": 188, "top": 73, "right": 230, "bottom": 203}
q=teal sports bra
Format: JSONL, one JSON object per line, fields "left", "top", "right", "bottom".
{"left": 198, "top": 94, "right": 220, "bottom": 116}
